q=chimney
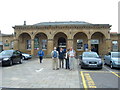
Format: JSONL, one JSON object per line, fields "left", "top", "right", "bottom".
{"left": 24, "top": 21, "right": 26, "bottom": 25}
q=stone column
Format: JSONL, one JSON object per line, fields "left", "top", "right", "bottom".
{"left": 106, "top": 39, "right": 111, "bottom": 53}
{"left": 13, "top": 39, "right": 19, "bottom": 50}
{"left": 31, "top": 39, "right": 34, "bottom": 56}
{"left": 47, "top": 39, "right": 54, "bottom": 55}
{"left": 88, "top": 39, "right": 91, "bottom": 51}
{"left": 67, "top": 39, "right": 73, "bottom": 49}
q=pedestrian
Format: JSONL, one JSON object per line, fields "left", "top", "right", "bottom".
{"left": 59, "top": 48, "right": 64, "bottom": 68}
{"left": 68, "top": 47, "right": 76, "bottom": 70}
{"left": 38, "top": 49, "right": 44, "bottom": 63}
{"left": 65, "top": 49, "right": 70, "bottom": 69}
{"left": 51, "top": 47, "right": 59, "bottom": 70}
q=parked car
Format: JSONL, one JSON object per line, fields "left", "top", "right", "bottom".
{"left": 104, "top": 52, "right": 120, "bottom": 69}
{"left": 0, "top": 50, "right": 23, "bottom": 66}
{"left": 80, "top": 52, "right": 103, "bottom": 69}
{"left": 21, "top": 52, "right": 32, "bottom": 60}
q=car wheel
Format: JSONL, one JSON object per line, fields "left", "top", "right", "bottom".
{"left": 104, "top": 61, "right": 107, "bottom": 65}
{"left": 110, "top": 62, "right": 114, "bottom": 69}
{"left": 9, "top": 60, "right": 13, "bottom": 66}
{"left": 22, "top": 56, "right": 25, "bottom": 60}
{"left": 81, "top": 66, "right": 84, "bottom": 69}
{"left": 19, "top": 59, "right": 23, "bottom": 64}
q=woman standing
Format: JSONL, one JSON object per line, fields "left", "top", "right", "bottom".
{"left": 65, "top": 49, "right": 70, "bottom": 69}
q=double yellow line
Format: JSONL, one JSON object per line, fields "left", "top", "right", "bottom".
{"left": 80, "top": 71, "right": 120, "bottom": 89}
{"left": 80, "top": 71, "right": 97, "bottom": 89}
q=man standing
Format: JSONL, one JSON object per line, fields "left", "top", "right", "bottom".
{"left": 38, "top": 49, "right": 44, "bottom": 63}
{"left": 51, "top": 47, "right": 59, "bottom": 70}
{"left": 59, "top": 48, "right": 64, "bottom": 68}
{"left": 68, "top": 47, "right": 76, "bottom": 70}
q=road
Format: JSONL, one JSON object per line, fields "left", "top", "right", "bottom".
{"left": 0, "top": 58, "right": 120, "bottom": 89}
{"left": 79, "top": 64, "right": 120, "bottom": 89}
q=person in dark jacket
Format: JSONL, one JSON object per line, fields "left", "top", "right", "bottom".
{"left": 59, "top": 48, "right": 64, "bottom": 68}
{"left": 65, "top": 49, "right": 70, "bottom": 69}
{"left": 38, "top": 49, "right": 44, "bottom": 63}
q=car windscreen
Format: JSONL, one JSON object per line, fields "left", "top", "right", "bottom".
{"left": 83, "top": 52, "right": 99, "bottom": 58}
{"left": 0, "top": 50, "right": 13, "bottom": 57}
{"left": 112, "top": 52, "right": 120, "bottom": 58}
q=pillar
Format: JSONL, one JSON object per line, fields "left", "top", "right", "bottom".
{"left": 47, "top": 39, "right": 54, "bottom": 55}
{"left": 105, "top": 39, "right": 111, "bottom": 54}
{"left": 31, "top": 39, "right": 34, "bottom": 55}
{"left": 67, "top": 39, "right": 73, "bottom": 49}
{"left": 88, "top": 39, "right": 91, "bottom": 51}
{"left": 13, "top": 39, "right": 19, "bottom": 50}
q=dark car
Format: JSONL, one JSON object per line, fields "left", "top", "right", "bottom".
{"left": 80, "top": 52, "right": 103, "bottom": 69}
{"left": 104, "top": 52, "right": 120, "bottom": 69}
{"left": 21, "top": 52, "right": 32, "bottom": 60}
{"left": 0, "top": 50, "right": 23, "bottom": 66}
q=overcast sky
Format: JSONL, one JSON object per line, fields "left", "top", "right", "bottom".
{"left": 0, "top": 0, "right": 119, "bottom": 34}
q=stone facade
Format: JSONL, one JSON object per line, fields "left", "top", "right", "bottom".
{"left": 0, "top": 21, "right": 119, "bottom": 57}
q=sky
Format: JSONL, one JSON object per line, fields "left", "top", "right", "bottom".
{"left": 0, "top": 0, "right": 119, "bottom": 34}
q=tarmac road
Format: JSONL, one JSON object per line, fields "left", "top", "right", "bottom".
{"left": 79, "top": 64, "right": 120, "bottom": 89}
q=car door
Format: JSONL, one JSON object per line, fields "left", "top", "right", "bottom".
{"left": 104, "top": 52, "right": 111, "bottom": 65}
{"left": 16, "top": 51, "right": 22, "bottom": 62}
{"left": 12, "top": 51, "right": 18, "bottom": 63}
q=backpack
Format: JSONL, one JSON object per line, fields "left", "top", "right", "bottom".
{"left": 39, "top": 51, "right": 42, "bottom": 55}
{"left": 53, "top": 51, "right": 57, "bottom": 58}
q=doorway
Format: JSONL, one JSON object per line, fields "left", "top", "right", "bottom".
{"left": 58, "top": 37, "right": 66, "bottom": 49}
{"left": 91, "top": 44, "right": 99, "bottom": 54}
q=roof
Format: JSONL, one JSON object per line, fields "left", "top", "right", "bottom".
{"left": 34, "top": 21, "right": 91, "bottom": 26}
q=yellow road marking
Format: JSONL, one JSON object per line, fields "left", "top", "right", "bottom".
{"left": 80, "top": 71, "right": 88, "bottom": 89}
{"left": 81, "top": 71, "right": 120, "bottom": 73}
{"left": 111, "top": 72, "right": 120, "bottom": 78}
{"left": 84, "top": 73, "right": 97, "bottom": 88}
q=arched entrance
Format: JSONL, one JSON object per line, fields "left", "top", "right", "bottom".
{"left": 18, "top": 33, "right": 31, "bottom": 54}
{"left": 54, "top": 32, "right": 67, "bottom": 51}
{"left": 73, "top": 32, "right": 88, "bottom": 55}
{"left": 34, "top": 33, "right": 48, "bottom": 55}
{"left": 91, "top": 32, "right": 106, "bottom": 55}
{"left": 58, "top": 37, "right": 66, "bottom": 48}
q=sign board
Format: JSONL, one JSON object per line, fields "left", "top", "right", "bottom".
{"left": 91, "top": 40, "right": 99, "bottom": 44}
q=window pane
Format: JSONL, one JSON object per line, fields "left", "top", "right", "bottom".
{"left": 42, "top": 40, "right": 47, "bottom": 49}
{"left": 112, "top": 41, "right": 118, "bottom": 51}
{"left": 26, "top": 40, "right": 31, "bottom": 49}
{"left": 77, "top": 39, "right": 83, "bottom": 51}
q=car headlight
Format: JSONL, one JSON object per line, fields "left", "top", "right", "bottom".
{"left": 98, "top": 60, "right": 102, "bottom": 63}
{"left": 83, "top": 61, "right": 89, "bottom": 64}
{"left": 3, "top": 58, "right": 10, "bottom": 61}
{"left": 113, "top": 61, "right": 119, "bottom": 64}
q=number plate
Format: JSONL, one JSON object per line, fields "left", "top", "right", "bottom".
{"left": 89, "top": 64, "right": 97, "bottom": 67}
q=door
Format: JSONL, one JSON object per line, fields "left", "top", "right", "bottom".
{"left": 58, "top": 37, "right": 66, "bottom": 49}
{"left": 91, "top": 44, "right": 99, "bottom": 54}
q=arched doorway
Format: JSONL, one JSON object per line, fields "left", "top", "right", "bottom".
{"left": 54, "top": 32, "right": 67, "bottom": 51}
{"left": 91, "top": 32, "right": 106, "bottom": 55}
{"left": 73, "top": 32, "right": 88, "bottom": 55}
{"left": 34, "top": 33, "right": 48, "bottom": 55}
{"left": 58, "top": 37, "right": 66, "bottom": 48}
{"left": 18, "top": 33, "right": 31, "bottom": 54}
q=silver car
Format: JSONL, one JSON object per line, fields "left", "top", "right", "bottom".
{"left": 80, "top": 52, "right": 103, "bottom": 69}
{"left": 104, "top": 52, "right": 120, "bottom": 69}
{"left": 22, "top": 53, "right": 32, "bottom": 60}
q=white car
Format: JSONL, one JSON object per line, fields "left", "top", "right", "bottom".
{"left": 22, "top": 53, "right": 32, "bottom": 60}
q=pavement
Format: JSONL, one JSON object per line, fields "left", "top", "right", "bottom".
{"left": 1, "top": 58, "right": 81, "bottom": 88}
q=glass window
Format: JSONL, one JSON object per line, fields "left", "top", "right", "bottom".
{"left": 10, "top": 41, "right": 14, "bottom": 49}
{"left": 26, "top": 40, "right": 31, "bottom": 50}
{"left": 34, "top": 38, "right": 39, "bottom": 50}
{"left": 42, "top": 40, "right": 47, "bottom": 50}
{"left": 112, "top": 41, "right": 118, "bottom": 51}
{"left": 77, "top": 39, "right": 83, "bottom": 51}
